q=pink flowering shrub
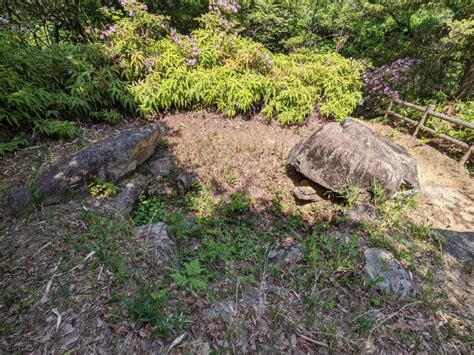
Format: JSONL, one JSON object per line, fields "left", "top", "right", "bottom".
{"left": 362, "top": 58, "right": 420, "bottom": 108}
{"left": 99, "top": 0, "right": 362, "bottom": 123}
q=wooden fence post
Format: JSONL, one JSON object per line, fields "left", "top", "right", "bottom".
{"left": 459, "top": 145, "right": 473, "bottom": 166}
{"left": 413, "top": 104, "right": 434, "bottom": 137}
{"left": 384, "top": 100, "right": 393, "bottom": 121}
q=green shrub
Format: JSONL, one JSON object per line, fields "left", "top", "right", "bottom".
{"left": 0, "top": 136, "right": 27, "bottom": 156}
{"left": 1, "top": 0, "right": 364, "bottom": 141}
{"left": 124, "top": 285, "right": 176, "bottom": 338}
{"left": 449, "top": 100, "right": 474, "bottom": 144}
{"left": 0, "top": 32, "right": 133, "bottom": 138}
{"left": 171, "top": 259, "right": 208, "bottom": 291}
{"left": 106, "top": 5, "right": 363, "bottom": 124}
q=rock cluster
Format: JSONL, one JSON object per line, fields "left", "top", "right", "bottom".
{"left": 9, "top": 124, "right": 161, "bottom": 214}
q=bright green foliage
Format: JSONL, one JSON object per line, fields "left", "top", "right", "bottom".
{"left": 133, "top": 196, "right": 167, "bottom": 225}
{"left": 339, "top": 179, "right": 363, "bottom": 207}
{"left": 107, "top": 8, "right": 363, "bottom": 124}
{"left": 303, "top": 231, "right": 359, "bottom": 275}
{"left": 171, "top": 259, "right": 208, "bottom": 291}
{"left": 371, "top": 178, "right": 386, "bottom": 206}
{"left": 89, "top": 177, "right": 119, "bottom": 199}
{"left": 1, "top": 1, "right": 364, "bottom": 140}
{"left": 0, "top": 33, "right": 132, "bottom": 138}
{"left": 453, "top": 101, "right": 474, "bottom": 144}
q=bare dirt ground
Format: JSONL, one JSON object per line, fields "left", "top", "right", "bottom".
{"left": 1, "top": 112, "right": 472, "bottom": 353}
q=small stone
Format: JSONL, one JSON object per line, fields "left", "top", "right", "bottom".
{"left": 346, "top": 203, "right": 378, "bottom": 223}
{"left": 134, "top": 223, "right": 176, "bottom": 265}
{"left": 293, "top": 179, "right": 322, "bottom": 202}
{"left": 149, "top": 156, "right": 174, "bottom": 177}
{"left": 177, "top": 172, "right": 196, "bottom": 193}
{"left": 268, "top": 243, "right": 302, "bottom": 264}
{"left": 364, "top": 248, "right": 413, "bottom": 297}
{"left": 185, "top": 213, "right": 198, "bottom": 230}
{"left": 107, "top": 175, "right": 147, "bottom": 215}
{"left": 331, "top": 203, "right": 378, "bottom": 226}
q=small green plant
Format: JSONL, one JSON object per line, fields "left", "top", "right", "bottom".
{"left": 89, "top": 177, "right": 119, "bottom": 199}
{"left": 171, "top": 259, "right": 208, "bottom": 291}
{"left": 223, "top": 192, "right": 251, "bottom": 214}
{"left": 339, "top": 179, "right": 363, "bottom": 207}
{"left": 270, "top": 186, "right": 287, "bottom": 213}
{"left": 133, "top": 195, "right": 167, "bottom": 225}
{"left": 125, "top": 284, "right": 177, "bottom": 338}
{"left": 0, "top": 136, "right": 27, "bottom": 156}
{"left": 221, "top": 164, "right": 237, "bottom": 186}
{"left": 324, "top": 296, "right": 337, "bottom": 311}
{"left": 371, "top": 178, "right": 386, "bottom": 206}
{"left": 303, "top": 231, "right": 359, "bottom": 276}
{"left": 186, "top": 186, "right": 215, "bottom": 217}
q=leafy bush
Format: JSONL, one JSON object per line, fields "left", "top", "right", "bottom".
{"left": 0, "top": 31, "right": 133, "bottom": 138}
{"left": 171, "top": 259, "right": 208, "bottom": 291}
{"left": 133, "top": 196, "right": 167, "bottom": 226}
{"left": 105, "top": 3, "right": 363, "bottom": 124}
{"left": 454, "top": 101, "right": 474, "bottom": 144}
{"left": 1, "top": 0, "right": 364, "bottom": 142}
{"left": 124, "top": 285, "right": 177, "bottom": 338}
{"left": 362, "top": 58, "right": 420, "bottom": 110}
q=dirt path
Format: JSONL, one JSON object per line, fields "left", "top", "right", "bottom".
{"left": 363, "top": 120, "right": 474, "bottom": 232}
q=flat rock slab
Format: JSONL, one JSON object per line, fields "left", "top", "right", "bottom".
{"left": 332, "top": 203, "right": 379, "bottom": 226}
{"left": 292, "top": 179, "right": 325, "bottom": 201}
{"left": 288, "top": 120, "right": 419, "bottom": 198}
{"left": 9, "top": 124, "right": 160, "bottom": 214}
{"left": 364, "top": 248, "right": 413, "bottom": 297}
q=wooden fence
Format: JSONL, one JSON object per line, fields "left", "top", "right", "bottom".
{"left": 384, "top": 98, "right": 473, "bottom": 165}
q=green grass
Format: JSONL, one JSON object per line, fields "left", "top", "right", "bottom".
{"left": 41, "top": 175, "right": 463, "bottom": 350}
{"left": 339, "top": 179, "right": 364, "bottom": 207}
{"left": 124, "top": 283, "right": 187, "bottom": 338}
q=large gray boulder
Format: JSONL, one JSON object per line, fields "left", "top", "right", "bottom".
{"left": 364, "top": 248, "right": 413, "bottom": 297}
{"left": 9, "top": 124, "right": 160, "bottom": 214}
{"left": 288, "top": 120, "right": 419, "bottom": 198}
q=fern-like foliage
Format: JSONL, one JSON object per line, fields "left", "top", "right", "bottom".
{"left": 0, "top": 136, "right": 27, "bottom": 156}
{"left": 0, "top": 0, "right": 364, "bottom": 143}
{"left": 0, "top": 31, "right": 133, "bottom": 138}
{"left": 105, "top": 5, "right": 364, "bottom": 124}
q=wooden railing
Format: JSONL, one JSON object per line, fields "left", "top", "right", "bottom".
{"left": 384, "top": 98, "right": 473, "bottom": 165}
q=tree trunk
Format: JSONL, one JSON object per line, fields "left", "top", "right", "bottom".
{"left": 456, "top": 56, "right": 474, "bottom": 101}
